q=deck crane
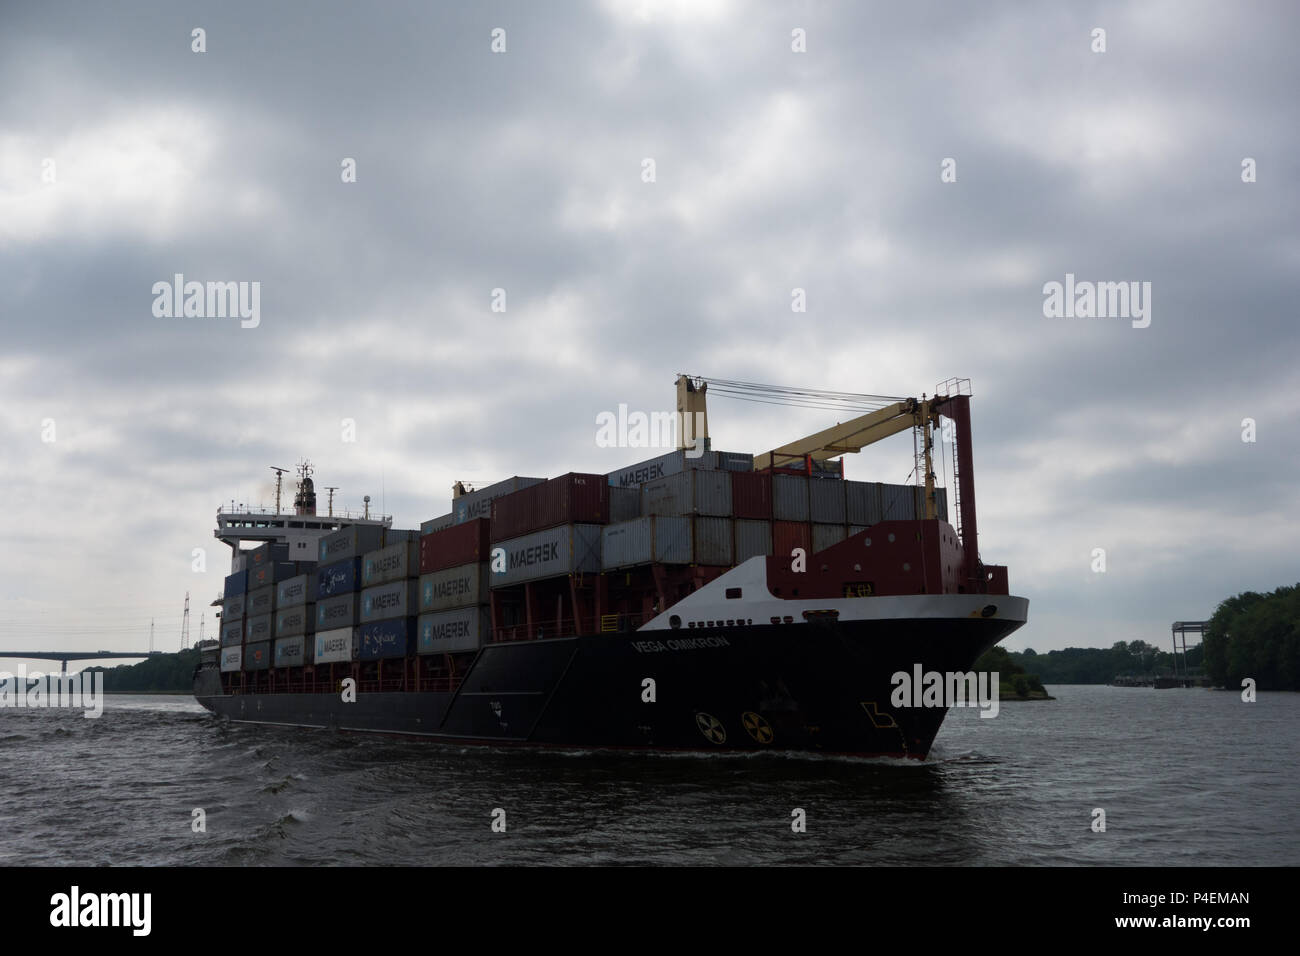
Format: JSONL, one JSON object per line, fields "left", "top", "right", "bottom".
{"left": 675, "top": 375, "right": 983, "bottom": 591}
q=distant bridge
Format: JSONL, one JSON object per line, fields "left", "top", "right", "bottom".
{"left": 0, "top": 651, "right": 160, "bottom": 673}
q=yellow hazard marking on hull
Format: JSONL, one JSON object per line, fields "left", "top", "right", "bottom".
{"left": 860, "top": 701, "right": 899, "bottom": 729}
{"left": 741, "top": 710, "right": 774, "bottom": 744}
{"left": 695, "top": 711, "right": 727, "bottom": 744}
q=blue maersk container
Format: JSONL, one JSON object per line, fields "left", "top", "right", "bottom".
{"left": 224, "top": 570, "right": 248, "bottom": 599}
{"left": 358, "top": 618, "right": 416, "bottom": 660}
{"left": 317, "top": 557, "right": 362, "bottom": 599}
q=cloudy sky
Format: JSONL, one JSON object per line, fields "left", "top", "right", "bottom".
{"left": 1, "top": 0, "right": 1296, "bottom": 665}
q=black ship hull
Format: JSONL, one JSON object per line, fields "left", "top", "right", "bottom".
{"left": 195, "top": 615, "right": 1019, "bottom": 758}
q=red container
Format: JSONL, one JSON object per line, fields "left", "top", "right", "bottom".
{"left": 731, "top": 471, "right": 772, "bottom": 519}
{"left": 772, "top": 521, "right": 811, "bottom": 560}
{"left": 491, "top": 473, "right": 609, "bottom": 541}
{"left": 420, "top": 518, "right": 492, "bottom": 574}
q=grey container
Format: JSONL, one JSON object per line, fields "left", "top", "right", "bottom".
{"left": 360, "top": 580, "right": 419, "bottom": 623}
{"left": 812, "top": 523, "right": 847, "bottom": 552}
{"left": 219, "top": 645, "right": 242, "bottom": 672}
{"left": 641, "top": 470, "right": 732, "bottom": 517}
{"left": 610, "top": 486, "right": 641, "bottom": 522}
{"left": 601, "top": 516, "right": 691, "bottom": 569}
{"left": 606, "top": 449, "right": 718, "bottom": 489}
{"left": 275, "top": 574, "right": 317, "bottom": 609}
{"left": 420, "top": 563, "right": 490, "bottom": 613}
{"left": 772, "top": 475, "right": 810, "bottom": 521}
{"left": 490, "top": 524, "right": 603, "bottom": 587}
{"left": 313, "top": 627, "right": 358, "bottom": 664}
{"left": 716, "top": 451, "right": 753, "bottom": 472}
{"left": 845, "top": 481, "right": 882, "bottom": 525}
{"left": 911, "top": 486, "right": 950, "bottom": 522}
{"left": 244, "top": 613, "right": 273, "bottom": 644}
{"left": 734, "top": 520, "right": 773, "bottom": 562}
{"left": 693, "top": 517, "right": 734, "bottom": 566}
{"left": 246, "top": 585, "right": 274, "bottom": 617}
{"left": 809, "top": 479, "right": 847, "bottom": 524}
{"left": 420, "top": 512, "right": 455, "bottom": 536}
{"left": 274, "top": 635, "right": 306, "bottom": 668}
{"left": 316, "top": 592, "right": 360, "bottom": 630}
{"left": 220, "top": 618, "right": 244, "bottom": 646}
{"left": 223, "top": 594, "right": 246, "bottom": 620}
{"left": 418, "top": 606, "right": 490, "bottom": 654}
{"left": 318, "top": 524, "right": 387, "bottom": 565}
{"left": 361, "top": 540, "right": 419, "bottom": 587}
{"left": 453, "top": 477, "right": 546, "bottom": 524}
{"left": 880, "top": 483, "right": 917, "bottom": 520}
{"left": 275, "top": 604, "right": 315, "bottom": 638}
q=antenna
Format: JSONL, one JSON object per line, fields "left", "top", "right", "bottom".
{"left": 198, "top": 613, "right": 205, "bottom": 645}
{"left": 149, "top": 618, "right": 155, "bottom": 654}
{"left": 180, "top": 593, "right": 190, "bottom": 652}
{"left": 271, "top": 467, "right": 289, "bottom": 514}
{"left": 324, "top": 487, "right": 338, "bottom": 517}
{"left": 363, "top": 494, "right": 371, "bottom": 519}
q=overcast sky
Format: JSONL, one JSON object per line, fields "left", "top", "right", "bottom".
{"left": 1, "top": 0, "right": 1296, "bottom": 665}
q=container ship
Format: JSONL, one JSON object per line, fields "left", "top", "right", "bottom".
{"left": 193, "top": 376, "right": 1027, "bottom": 758}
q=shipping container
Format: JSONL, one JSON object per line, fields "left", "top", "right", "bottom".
{"left": 812, "top": 523, "right": 847, "bottom": 552}
{"left": 420, "top": 512, "right": 455, "bottom": 536}
{"left": 359, "top": 618, "right": 415, "bottom": 660}
{"left": 809, "top": 478, "right": 847, "bottom": 524}
{"left": 362, "top": 540, "right": 420, "bottom": 587}
{"left": 605, "top": 449, "right": 752, "bottom": 488}
{"left": 641, "top": 470, "right": 732, "bottom": 517}
{"left": 219, "top": 645, "right": 242, "bottom": 672}
{"left": 734, "top": 519, "right": 773, "bottom": 563}
{"left": 772, "top": 521, "right": 812, "bottom": 560}
{"left": 360, "top": 580, "right": 419, "bottom": 623}
{"left": 231, "top": 553, "right": 248, "bottom": 574}
{"left": 246, "top": 561, "right": 298, "bottom": 591}
{"left": 419, "top": 563, "right": 490, "bottom": 613}
{"left": 244, "top": 613, "right": 273, "bottom": 644}
{"left": 419, "top": 519, "right": 491, "bottom": 575}
{"left": 246, "top": 585, "right": 274, "bottom": 617}
{"left": 772, "top": 475, "right": 810, "bottom": 522}
{"left": 275, "top": 573, "right": 318, "bottom": 609}
{"left": 910, "top": 486, "right": 950, "bottom": 522}
{"left": 730, "top": 471, "right": 773, "bottom": 519}
{"left": 610, "top": 486, "right": 641, "bottom": 522}
{"left": 317, "top": 557, "right": 362, "bottom": 598}
{"left": 246, "top": 542, "right": 290, "bottom": 568}
{"left": 845, "top": 480, "right": 882, "bottom": 525}
{"left": 491, "top": 473, "right": 609, "bottom": 541}
{"left": 223, "top": 570, "right": 248, "bottom": 599}
{"left": 223, "top": 594, "right": 246, "bottom": 620}
{"left": 601, "top": 516, "right": 691, "bottom": 569}
{"left": 220, "top": 618, "right": 244, "bottom": 647}
{"left": 318, "top": 525, "right": 387, "bottom": 565}
{"left": 313, "top": 627, "right": 357, "bottom": 664}
{"left": 693, "top": 517, "right": 734, "bottom": 566}
{"left": 880, "top": 483, "right": 917, "bottom": 521}
{"left": 490, "top": 524, "right": 603, "bottom": 587}
{"left": 316, "top": 592, "right": 360, "bottom": 630}
{"left": 274, "top": 635, "right": 306, "bottom": 668}
{"left": 275, "top": 604, "right": 315, "bottom": 638}
{"left": 418, "top": 606, "right": 490, "bottom": 654}
{"left": 452, "top": 476, "right": 546, "bottom": 524}
{"left": 243, "top": 641, "right": 271, "bottom": 671}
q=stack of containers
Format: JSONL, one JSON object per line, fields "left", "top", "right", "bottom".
{"left": 242, "top": 542, "right": 300, "bottom": 674}
{"left": 489, "top": 474, "right": 607, "bottom": 588}
{"left": 219, "top": 568, "right": 247, "bottom": 674}
{"left": 772, "top": 474, "right": 812, "bottom": 559}
{"left": 312, "top": 524, "right": 387, "bottom": 667}
{"left": 810, "top": 477, "right": 848, "bottom": 552}
{"left": 274, "top": 571, "right": 318, "bottom": 669}
{"left": 417, "top": 518, "right": 492, "bottom": 656}
{"left": 636, "top": 469, "right": 734, "bottom": 566}
{"left": 730, "top": 471, "right": 774, "bottom": 563}
{"left": 357, "top": 530, "right": 420, "bottom": 662}
{"left": 451, "top": 476, "right": 545, "bottom": 525}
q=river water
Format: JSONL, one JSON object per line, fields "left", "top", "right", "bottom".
{"left": 4, "top": 685, "right": 1296, "bottom": 865}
